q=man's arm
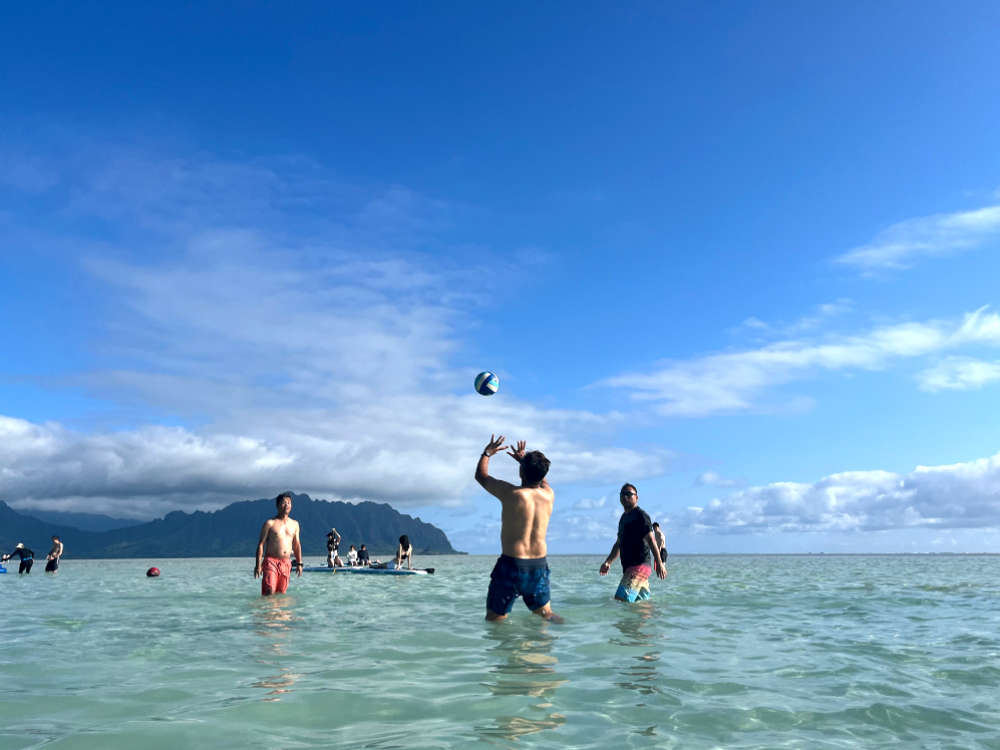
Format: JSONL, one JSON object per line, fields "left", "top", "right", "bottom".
{"left": 644, "top": 531, "right": 667, "bottom": 579}
{"left": 292, "top": 523, "right": 303, "bottom": 577}
{"left": 599, "top": 541, "right": 621, "bottom": 576}
{"left": 254, "top": 522, "right": 270, "bottom": 578}
{"left": 475, "top": 434, "right": 517, "bottom": 500}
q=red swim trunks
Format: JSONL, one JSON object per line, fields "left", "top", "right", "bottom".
{"left": 261, "top": 556, "right": 292, "bottom": 595}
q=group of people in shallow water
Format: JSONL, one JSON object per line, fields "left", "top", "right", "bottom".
{"left": 253, "top": 435, "right": 669, "bottom": 618}
{"left": 324, "top": 528, "right": 414, "bottom": 570}
{"left": 1, "top": 536, "right": 64, "bottom": 575}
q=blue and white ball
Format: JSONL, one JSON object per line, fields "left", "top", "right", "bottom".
{"left": 475, "top": 371, "right": 499, "bottom": 396}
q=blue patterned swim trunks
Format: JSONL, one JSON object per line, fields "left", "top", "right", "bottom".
{"left": 486, "top": 555, "right": 551, "bottom": 614}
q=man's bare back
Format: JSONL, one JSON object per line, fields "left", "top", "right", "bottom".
{"left": 496, "top": 483, "right": 553, "bottom": 558}
{"left": 476, "top": 435, "right": 560, "bottom": 621}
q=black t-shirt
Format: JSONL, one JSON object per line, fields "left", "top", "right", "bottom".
{"left": 617, "top": 507, "right": 653, "bottom": 569}
{"left": 357, "top": 548, "right": 370, "bottom": 563}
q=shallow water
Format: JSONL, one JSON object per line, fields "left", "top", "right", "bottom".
{"left": 2, "top": 555, "right": 999, "bottom": 749}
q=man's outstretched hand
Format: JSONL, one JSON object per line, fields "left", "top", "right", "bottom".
{"left": 482, "top": 434, "right": 507, "bottom": 457}
{"left": 507, "top": 440, "right": 526, "bottom": 463}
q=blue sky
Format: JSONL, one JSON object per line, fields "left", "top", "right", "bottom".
{"left": 3, "top": 2, "right": 1000, "bottom": 553}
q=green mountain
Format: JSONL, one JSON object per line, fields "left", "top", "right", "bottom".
{"left": 0, "top": 493, "right": 460, "bottom": 559}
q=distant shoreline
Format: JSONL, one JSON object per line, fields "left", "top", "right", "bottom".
{"left": 27, "top": 551, "right": 1000, "bottom": 561}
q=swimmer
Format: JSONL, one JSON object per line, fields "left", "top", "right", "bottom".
{"left": 599, "top": 484, "right": 667, "bottom": 602}
{"left": 3, "top": 543, "right": 35, "bottom": 575}
{"left": 253, "top": 491, "right": 303, "bottom": 596}
{"left": 475, "top": 435, "right": 561, "bottom": 622}
{"left": 45, "top": 535, "right": 64, "bottom": 573}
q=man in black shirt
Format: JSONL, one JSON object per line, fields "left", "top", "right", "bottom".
{"left": 598, "top": 484, "right": 666, "bottom": 601}
{"left": 2, "top": 543, "right": 35, "bottom": 575}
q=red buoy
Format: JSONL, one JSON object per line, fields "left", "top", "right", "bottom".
{"left": 146, "top": 567, "right": 161, "bottom": 577}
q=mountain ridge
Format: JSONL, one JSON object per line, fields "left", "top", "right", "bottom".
{"left": 0, "top": 493, "right": 460, "bottom": 559}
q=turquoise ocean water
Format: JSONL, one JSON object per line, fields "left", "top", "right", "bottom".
{"left": 2, "top": 555, "right": 999, "bottom": 749}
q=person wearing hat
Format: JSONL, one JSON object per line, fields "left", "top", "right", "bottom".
{"left": 2, "top": 543, "right": 35, "bottom": 575}
{"left": 326, "top": 528, "right": 341, "bottom": 568}
{"left": 45, "top": 535, "right": 64, "bottom": 573}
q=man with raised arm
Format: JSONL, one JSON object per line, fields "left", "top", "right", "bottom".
{"left": 254, "top": 491, "right": 303, "bottom": 596}
{"left": 475, "top": 434, "right": 561, "bottom": 622}
{"left": 599, "top": 483, "right": 667, "bottom": 602}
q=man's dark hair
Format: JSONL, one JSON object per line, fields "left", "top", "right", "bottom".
{"left": 652, "top": 522, "right": 660, "bottom": 529}
{"left": 520, "top": 451, "right": 550, "bottom": 486}
{"left": 620, "top": 483, "right": 637, "bottom": 497}
{"left": 52, "top": 535, "right": 60, "bottom": 541}
{"left": 275, "top": 491, "right": 293, "bottom": 506}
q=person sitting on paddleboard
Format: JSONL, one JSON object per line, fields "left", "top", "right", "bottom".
{"left": 347, "top": 545, "right": 358, "bottom": 566}
{"left": 357, "top": 544, "right": 371, "bottom": 567}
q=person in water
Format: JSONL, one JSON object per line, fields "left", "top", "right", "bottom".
{"left": 254, "top": 491, "right": 303, "bottom": 595}
{"left": 357, "top": 544, "right": 371, "bottom": 566}
{"left": 3, "top": 543, "right": 35, "bottom": 575}
{"left": 599, "top": 484, "right": 666, "bottom": 602}
{"left": 476, "top": 435, "right": 560, "bottom": 622}
{"left": 652, "top": 522, "right": 668, "bottom": 564}
{"left": 326, "top": 528, "right": 341, "bottom": 568}
{"left": 45, "top": 535, "right": 64, "bottom": 573}
{"left": 395, "top": 535, "right": 413, "bottom": 570}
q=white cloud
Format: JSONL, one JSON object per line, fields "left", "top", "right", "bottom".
{"left": 572, "top": 495, "right": 607, "bottom": 510}
{"left": 0, "top": 141, "right": 672, "bottom": 519}
{"left": 0, "top": 403, "right": 669, "bottom": 518}
{"left": 835, "top": 204, "right": 1000, "bottom": 272}
{"left": 675, "top": 451, "right": 1000, "bottom": 534}
{"left": 917, "top": 356, "right": 1000, "bottom": 392}
{"left": 602, "top": 307, "right": 1000, "bottom": 416}
{"left": 732, "top": 300, "right": 853, "bottom": 339}
{"left": 695, "top": 471, "right": 742, "bottom": 488}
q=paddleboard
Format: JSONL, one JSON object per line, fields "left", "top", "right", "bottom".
{"left": 0, "top": 564, "right": 6, "bottom": 574}
{"left": 303, "top": 565, "right": 434, "bottom": 576}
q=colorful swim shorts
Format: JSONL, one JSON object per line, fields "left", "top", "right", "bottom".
{"left": 615, "top": 563, "right": 652, "bottom": 602}
{"left": 486, "top": 555, "right": 550, "bottom": 614}
{"left": 261, "top": 556, "right": 291, "bottom": 595}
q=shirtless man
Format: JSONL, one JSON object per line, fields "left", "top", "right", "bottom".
{"left": 254, "top": 491, "right": 303, "bottom": 596}
{"left": 45, "top": 535, "right": 64, "bottom": 573}
{"left": 652, "top": 522, "right": 668, "bottom": 564}
{"left": 475, "top": 435, "right": 560, "bottom": 622}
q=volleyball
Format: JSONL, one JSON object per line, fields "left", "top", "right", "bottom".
{"left": 475, "top": 371, "right": 499, "bottom": 396}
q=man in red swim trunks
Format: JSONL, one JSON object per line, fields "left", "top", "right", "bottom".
{"left": 254, "top": 491, "right": 303, "bottom": 595}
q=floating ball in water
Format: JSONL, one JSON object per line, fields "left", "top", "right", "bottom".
{"left": 146, "top": 567, "right": 161, "bottom": 577}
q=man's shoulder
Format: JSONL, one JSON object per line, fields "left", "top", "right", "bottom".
{"left": 513, "top": 485, "right": 554, "bottom": 502}
{"left": 634, "top": 507, "right": 653, "bottom": 523}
